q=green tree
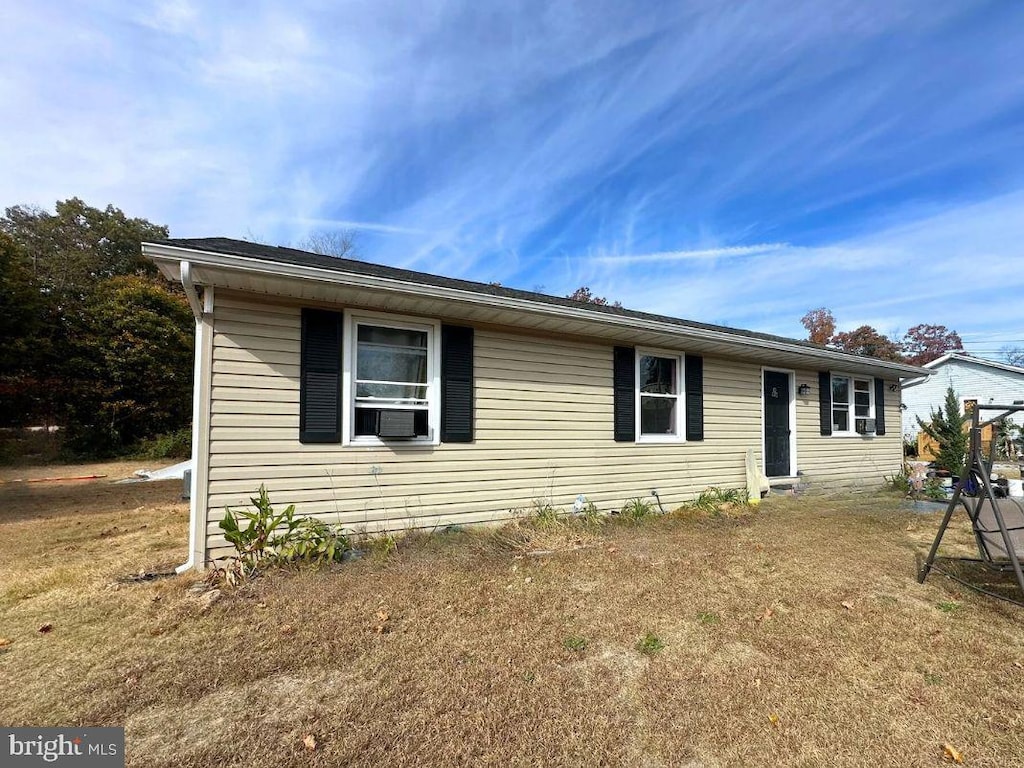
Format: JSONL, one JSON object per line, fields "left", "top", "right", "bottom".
{"left": 0, "top": 198, "right": 183, "bottom": 455}
{"left": 63, "top": 277, "right": 193, "bottom": 453}
{"left": 917, "top": 386, "right": 968, "bottom": 474}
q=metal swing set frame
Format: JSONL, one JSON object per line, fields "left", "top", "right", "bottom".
{"left": 917, "top": 403, "right": 1024, "bottom": 607}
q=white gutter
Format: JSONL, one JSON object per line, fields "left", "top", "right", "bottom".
{"left": 176, "top": 261, "right": 211, "bottom": 575}
{"left": 145, "top": 243, "right": 930, "bottom": 379}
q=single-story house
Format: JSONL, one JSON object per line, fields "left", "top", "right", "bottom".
{"left": 901, "top": 352, "right": 1024, "bottom": 439}
{"left": 143, "top": 238, "right": 929, "bottom": 570}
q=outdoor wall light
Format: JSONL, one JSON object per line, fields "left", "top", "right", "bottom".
{"left": 797, "top": 384, "right": 811, "bottom": 396}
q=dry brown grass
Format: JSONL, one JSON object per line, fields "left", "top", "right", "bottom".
{"left": 2, "top": 469, "right": 1024, "bottom": 767}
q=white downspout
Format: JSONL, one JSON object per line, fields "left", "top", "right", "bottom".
{"left": 177, "top": 261, "right": 210, "bottom": 574}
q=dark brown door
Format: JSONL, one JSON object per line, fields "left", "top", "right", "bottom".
{"left": 764, "top": 371, "right": 791, "bottom": 477}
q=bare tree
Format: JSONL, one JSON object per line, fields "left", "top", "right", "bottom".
{"left": 295, "top": 230, "right": 359, "bottom": 259}
{"left": 1003, "top": 346, "right": 1024, "bottom": 367}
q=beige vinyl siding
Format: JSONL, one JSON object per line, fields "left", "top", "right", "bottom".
{"left": 793, "top": 371, "right": 903, "bottom": 488}
{"left": 203, "top": 293, "right": 902, "bottom": 561}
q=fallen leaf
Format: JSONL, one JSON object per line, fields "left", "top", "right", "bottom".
{"left": 38, "top": 623, "right": 53, "bottom": 634}
{"left": 942, "top": 742, "right": 963, "bottom": 764}
{"left": 756, "top": 608, "right": 774, "bottom": 622}
{"left": 280, "top": 624, "right": 294, "bottom": 635}
{"left": 0, "top": 638, "right": 11, "bottom": 648}
{"left": 303, "top": 734, "right": 317, "bottom": 751}
{"left": 841, "top": 601, "right": 854, "bottom": 610}
{"left": 1013, "top": 661, "right": 1023, "bottom": 670}
{"left": 768, "top": 713, "right": 780, "bottom": 727}
{"left": 256, "top": 602, "right": 267, "bottom": 609}
{"left": 753, "top": 677, "right": 761, "bottom": 689}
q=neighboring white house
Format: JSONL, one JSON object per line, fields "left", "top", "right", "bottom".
{"left": 901, "top": 352, "right": 1024, "bottom": 438}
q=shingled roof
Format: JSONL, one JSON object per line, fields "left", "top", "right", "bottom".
{"left": 158, "top": 236, "right": 848, "bottom": 358}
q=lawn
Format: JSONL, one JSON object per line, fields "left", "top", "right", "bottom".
{"left": 2, "top": 465, "right": 1023, "bottom": 767}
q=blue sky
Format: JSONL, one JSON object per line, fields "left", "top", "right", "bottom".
{"left": 3, "top": 1, "right": 1024, "bottom": 357}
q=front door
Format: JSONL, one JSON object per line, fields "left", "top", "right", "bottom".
{"left": 763, "top": 371, "right": 791, "bottom": 477}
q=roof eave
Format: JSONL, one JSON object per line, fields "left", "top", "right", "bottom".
{"left": 143, "top": 241, "right": 932, "bottom": 379}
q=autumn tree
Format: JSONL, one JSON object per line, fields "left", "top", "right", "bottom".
{"left": 900, "top": 324, "right": 963, "bottom": 366}
{"left": 567, "top": 286, "right": 622, "bottom": 308}
{"left": 800, "top": 308, "right": 836, "bottom": 346}
{"left": 830, "top": 325, "right": 904, "bottom": 361}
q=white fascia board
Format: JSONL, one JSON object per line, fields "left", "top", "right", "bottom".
{"left": 143, "top": 242, "right": 932, "bottom": 378}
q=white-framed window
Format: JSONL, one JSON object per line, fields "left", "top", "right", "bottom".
{"left": 636, "top": 349, "right": 686, "bottom": 442}
{"left": 343, "top": 311, "right": 441, "bottom": 446}
{"left": 831, "top": 373, "right": 874, "bottom": 436}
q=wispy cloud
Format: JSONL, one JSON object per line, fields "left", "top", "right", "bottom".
{"left": 593, "top": 243, "right": 789, "bottom": 264}
{"left": 2, "top": 1, "right": 1023, "bottom": 356}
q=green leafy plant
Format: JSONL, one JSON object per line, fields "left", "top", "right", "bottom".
{"left": 636, "top": 632, "right": 665, "bottom": 655}
{"left": 920, "top": 478, "right": 948, "bottom": 502}
{"left": 696, "top": 611, "right": 720, "bottom": 626}
{"left": 621, "top": 497, "right": 654, "bottom": 522}
{"left": 917, "top": 387, "right": 968, "bottom": 475}
{"left": 219, "top": 485, "right": 349, "bottom": 573}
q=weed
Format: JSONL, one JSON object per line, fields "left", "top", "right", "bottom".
{"left": 924, "top": 672, "right": 943, "bottom": 686}
{"left": 532, "top": 499, "right": 562, "bottom": 525}
{"left": 678, "top": 487, "right": 750, "bottom": 516}
{"left": 883, "top": 464, "right": 913, "bottom": 495}
{"left": 621, "top": 497, "right": 654, "bottom": 522}
{"left": 937, "top": 600, "right": 961, "bottom": 614}
{"left": 636, "top": 632, "right": 666, "bottom": 655}
{"left": 697, "top": 611, "right": 720, "bottom": 626}
{"left": 368, "top": 533, "right": 398, "bottom": 557}
{"left": 563, "top": 636, "right": 587, "bottom": 652}
{"left": 579, "top": 500, "right": 603, "bottom": 525}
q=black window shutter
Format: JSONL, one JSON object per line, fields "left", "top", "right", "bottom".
{"left": 441, "top": 325, "right": 474, "bottom": 443}
{"left": 684, "top": 354, "right": 704, "bottom": 441}
{"left": 613, "top": 346, "right": 635, "bottom": 442}
{"left": 874, "top": 378, "right": 887, "bottom": 435}
{"left": 818, "top": 371, "right": 832, "bottom": 436}
{"left": 299, "top": 309, "right": 342, "bottom": 443}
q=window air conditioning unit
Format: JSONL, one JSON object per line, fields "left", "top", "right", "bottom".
{"left": 855, "top": 418, "right": 876, "bottom": 435}
{"left": 376, "top": 410, "right": 417, "bottom": 439}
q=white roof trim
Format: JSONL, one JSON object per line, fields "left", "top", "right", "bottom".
{"left": 922, "top": 351, "right": 1024, "bottom": 375}
{"left": 143, "top": 242, "right": 931, "bottom": 378}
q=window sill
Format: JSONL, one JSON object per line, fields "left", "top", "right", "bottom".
{"left": 636, "top": 436, "right": 687, "bottom": 444}
{"left": 344, "top": 437, "right": 439, "bottom": 449}
{"left": 830, "top": 432, "right": 876, "bottom": 438}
